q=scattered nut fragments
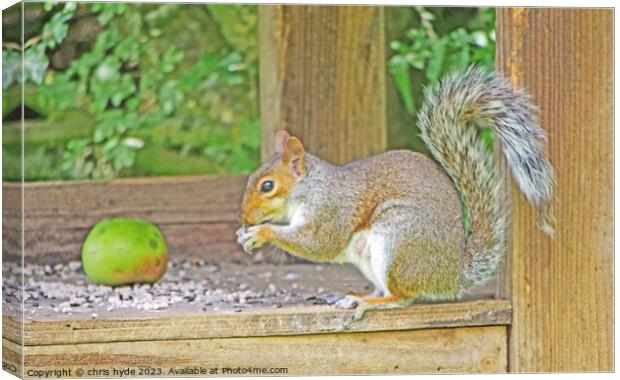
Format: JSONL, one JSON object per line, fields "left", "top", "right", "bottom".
{"left": 283, "top": 272, "right": 300, "bottom": 281}
{"left": 3, "top": 258, "right": 370, "bottom": 319}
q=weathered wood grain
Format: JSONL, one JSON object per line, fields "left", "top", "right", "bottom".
{"left": 3, "top": 314, "right": 23, "bottom": 347}
{"left": 2, "top": 177, "right": 22, "bottom": 259}
{"left": 2, "top": 338, "right": 22, "bottom": 378}
{"left": 2, "top": 175, "right": 249, "bottom": 263}
{"left": 12, "top": 326, "right": 507, "bottom": 375}
{"left": 4, "top": 300, "right": 510, "bottom": 346}
{"left": 4, "top": 175, "right": 246, "bottom": 228}
{"left": 497, "top": 8, "right": 613, "bottom": 372}
{"left": 259, "top": 5, "right": 387, "bottom": 164}
{"left": 4, "top": 222, "right": 244, "bottom": 263}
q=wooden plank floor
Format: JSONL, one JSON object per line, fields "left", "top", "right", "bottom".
{"left": 4, "top": 258, "right": 510, "bottom": 376}
{"left": 4, "top": 258, "right": 504, "bottom": 344}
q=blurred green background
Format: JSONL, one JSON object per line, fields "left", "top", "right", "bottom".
{"left": 2, "top": 3, "right": 494, "bottom": 181}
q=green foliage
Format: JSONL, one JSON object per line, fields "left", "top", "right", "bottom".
{"left": 3, "top": 2, "right": 260, "bottom": 180}
{"left": 3, "top": 2, "right": 76, "bottom": 89}
{"left": 2, "top": 49, "right": 21, "bottom": 88}
{"left": 201, "top": 118, "right": 261, "bottom": 173}
{"left": 4, "top": 5, "right": 494, "bottom": 181}
{"left": 388, "top": 7, "right": 495, "bottom": 117}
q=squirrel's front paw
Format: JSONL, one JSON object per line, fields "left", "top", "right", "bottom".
{"left": 236, "top": 225, "right": 273, "bottom": 254}
{"left": 334, "top": 295, "right": 362, "bottom": 309}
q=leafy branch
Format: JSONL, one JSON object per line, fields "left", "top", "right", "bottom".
{"left": 388, "top": 7, "right": 496, "bottom": 117}
{"left": 2, "top": 2, "right": 76, "bottom": 89}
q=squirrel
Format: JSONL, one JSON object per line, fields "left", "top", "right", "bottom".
{"left": 237, "top": 66, "right": 554, "bottom": 320}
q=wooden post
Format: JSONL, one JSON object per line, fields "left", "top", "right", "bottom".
{"left": 259, "top": 5, "right": 387, "bottom": 165}
{"left": 496, "top": 8, "right": 613, "bottom": 371}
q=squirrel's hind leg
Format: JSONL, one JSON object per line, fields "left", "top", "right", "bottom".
{"left": 349, "top": 287, "right": 385, "bottom": 300}
{"left": 353, "top": 295, "right": 414, "bottom": 321}
{"left": 333, "top": 288, "right": 384, "bottom": 309}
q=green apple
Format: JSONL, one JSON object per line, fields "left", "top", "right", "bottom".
{"left": 82, "top": 218, "right": 168, "bottom": 286}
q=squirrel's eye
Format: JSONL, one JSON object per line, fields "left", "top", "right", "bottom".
{"left": 260, "top": 180, "right": 274, "bottom": 193}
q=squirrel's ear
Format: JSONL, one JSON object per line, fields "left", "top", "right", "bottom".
{"left": 284, "top": 137, "right": 305, "bottom": 177}
{"left": 274, "top": 130, "right": 290, "bottom": 154}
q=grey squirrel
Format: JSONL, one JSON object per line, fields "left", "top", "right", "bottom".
{"left": 237, "top": 66, "right": 554, "bottom": 319}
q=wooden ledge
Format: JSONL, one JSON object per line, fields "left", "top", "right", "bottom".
{"left": 5, "top": 299, "right": 510, "bottom": 346}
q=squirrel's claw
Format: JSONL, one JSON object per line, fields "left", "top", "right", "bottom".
{"left": 353, "top": 305, "right": 371, "bottom": 321}
{"left": 333, "top": 295, "right": 362, "bottom": 309}
{"left": 236, "top": 226, "right": 247, "bottom": 237}
{"left": 236, "top": 225, "right": 268, "bottom": 254}
{"left": 236, "top": 226, "right": 254, "bottom": 254}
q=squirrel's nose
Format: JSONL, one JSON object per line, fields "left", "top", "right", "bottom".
{"left": 238, "top": 211, "right": 248, "bottom": 225}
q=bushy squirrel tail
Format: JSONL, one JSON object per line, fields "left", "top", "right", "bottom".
{"left": 417, "top": 66, "right": 554, "bottom": 286}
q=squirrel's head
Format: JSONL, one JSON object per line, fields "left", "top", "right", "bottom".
{"left": 239, "top": 130, "right": 306, "bottom": 226}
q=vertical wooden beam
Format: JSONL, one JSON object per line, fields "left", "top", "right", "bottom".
{"left": 497, "top": 8, "right": 613, "bottom": 372}
{"left": 259, "top": 5, "right": 387, "bottom": 165}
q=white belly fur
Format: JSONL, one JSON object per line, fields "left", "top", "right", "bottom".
{"left": 333, "top": 231, "right": 390, "bottom": 296}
